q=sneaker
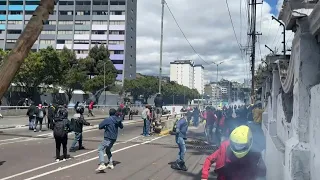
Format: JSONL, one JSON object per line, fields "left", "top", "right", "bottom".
{"left": 39, "top": 130, "right": 42, "bottom": 132}
{"left": 78, "top": 146, "right": 86, "bottom": 150}
{"left": 107, "top": 164, "right": 114, "bottom": 169}
{"left": 69, "top": 148, "right": 76, "bottom": 152}
{"left": 96, "top": 164, "right": 107, "bottom": 171}
{"left": 61, "top": 159, "right": 66, "bottom": 162}
{"left": 33, "top": 129, "right": 37, "bottom": 132}
{"left": 55, "top": 159, "right": 60, "bottom": 162}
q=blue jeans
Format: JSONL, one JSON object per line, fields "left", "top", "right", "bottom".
{"left": 143, "top": 119, "right": 150, "bottom": 136}
{"left": 193, "top": 116, "right": 199, "bottom": 127}
{"left": 176, "top": 136, "right": 186, "bottom": 162}
{"left": 70, "top": 132, "right": 82, "bottom": 149}
{"left": 29, "top": 116, "right": 36, "bottom": 130}
{"left": 98, "top": 138, "right": 115, "bottom": 164}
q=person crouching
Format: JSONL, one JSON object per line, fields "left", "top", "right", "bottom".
{"left": 69, "top": 105, "right": 91, "bottom": 152}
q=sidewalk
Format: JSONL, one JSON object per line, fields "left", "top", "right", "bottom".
{"left": 0, "top": 115, "right": 108, "bottom": 129}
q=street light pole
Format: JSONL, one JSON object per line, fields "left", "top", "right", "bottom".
{"left": 104, "top": 62, "right": 106, "bottom": 105}
{"left": 158, "top": 0, "right": 165, "bottom": 94}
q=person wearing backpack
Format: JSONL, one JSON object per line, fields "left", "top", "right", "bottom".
{"left": 53, "top": 106, "right": 71, "bottom": 162}
{"left": 34, "top": 104, "right": 46, "bottom": 132}
{"left": 141, "top": 105, "right": 151, "bottom": 136}
{"left": 69, "top": 105, "right": 91, "bottom": 152}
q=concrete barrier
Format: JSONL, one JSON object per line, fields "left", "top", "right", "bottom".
{"left": 159, "top": 113, "right": 185, "bottom": 135}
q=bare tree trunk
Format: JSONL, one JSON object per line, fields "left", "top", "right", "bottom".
{"left": 0, "top": 0, "right": 55, "bottom": 99}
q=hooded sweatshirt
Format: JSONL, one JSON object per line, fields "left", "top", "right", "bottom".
{"left": 99, "top": 115, "right": 123, "bottom": 140}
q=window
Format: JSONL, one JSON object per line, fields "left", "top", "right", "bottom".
{"left": 7, "top": 30, "right": 22, "bottom": 34}
{"left": 9, "top": 1, "right": 22, "bottom": 5}
{"left": 112, "top": 60, "right": 123, "bottom": 64}
{"left": 75, "top": 21, "right": 90, "bottom": 25}
{"left": 26, "top": 1, "right": 39, "bottom": 5}
{"left": 58, "top": 21, "right": 73, "bottom": 25}
{"left": 109, "top": 20, "right": 125, "bottom": 25}
{"left": 74, "top": 40, "right": 89, "bottom": 44}
{"left": 7, "top": 21, "right": 22, "bottom": 25}
{"left": 76, "top": 11, "right": 90, "bottom": 15}
{"left": 40, "top": 40, "right": 55, "bottom": 44}
{"left": 130, "top": 64, "right": 132, "bottom": 68}
{"left": 6, "top": 39, "right": 17, "bottom": 43}
{"left": 59, "top": 1, "right": 74, "bottom": 5}
{"left": 49, "top": 21, "right": 56, "bottom": 25}
{"left": 57, "top": 40, "right": 72, "bottom": 44}
{"left": 108, "top": 40, "right": 124, "bottom": 45}
{"left": 93, "top": 1, "right": 108, "bottom": 5}
{"left": 75, "top": 50, "right": 89, "bottom": 54}
{"left": 59, "top": 11, "right": 73, "bottom": 15}
{"left": 76, "top": 1, "right": 91, "bottom": 5}
{"left": 92, "top": 30, "right": 106, "bottom": 34}
{"left": 91, "top": 40, "right": 104, "bottom": 44}
{"left": 0, "top": 11, "right": 5, "bottom": 15}
{"left": 114, "top": 50, "right": 124, "bottom": 54}
{"left": 109, "top": 30, "right": 125, "bottom": 35}
{"left": 74, "top": 30, "right": 90, "bottom": 34}
{"left": 92, "top": 11, "right": 108, "bottom": 15}
{"left": 57, "top": 30, "right": 73, "bottom": 34}
{"left": 110, "top": 11, "right": 125, "bottom": 15}
{"left": 110, "top": 1, "right": 125, "bottom": 5}
{"left": 0, "top": 1, "right": 6, "bottom": 5}
{"left": 0, "top": 21, "right": 5, "bottom": 24}
{"left": 92, "top": 21, "right": 108, "bottom": 25}
{"left": 41, "top": 31, "right": 55, "bottom": 34}
{"left": 9, "top": 11, "right": 22, "bottom": 15}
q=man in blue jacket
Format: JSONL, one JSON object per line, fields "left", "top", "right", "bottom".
{"left": 96, "top": 108, "right": 123, "bottom": 171}
{"left": 171, "top": 116, "right": 188, "bottom": 171}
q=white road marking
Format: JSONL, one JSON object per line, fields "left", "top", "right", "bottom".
{"left": 0, "top": 135, "right": 143, "bottom": 180}
{"left": 24, "top": 136, "right": 166, "bottom": 180}
{"left": 0, "top": 137, "right": 25, "bottom": 142}
{"left": 0, "top": 120, "right": 144, "bottom": 146}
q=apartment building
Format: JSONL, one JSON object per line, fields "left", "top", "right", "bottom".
{"left": 0, "top": 0, "right": 137, "bottom": 81}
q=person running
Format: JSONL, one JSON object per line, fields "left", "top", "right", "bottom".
{"left": 88, "top": 101, "right": 94, "bottom": 117}
{"left": 34, "top": 104, "right": 46, "bottom": 132}
{"left": 69, "top": 105, "right": 91, "bottom": 152}
{"left": 96, "top": 108, "right": 123, "bottom": 171}
{"left": 201, "top": 125, "right": 266, "bottom": 180}
{"left": 171, "top": 115, "right": 188, "bottom": 171}
{"left": 53, "top": 106, "right": 71, "bottom": 162}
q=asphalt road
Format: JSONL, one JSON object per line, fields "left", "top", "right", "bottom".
{"left": 0, "top": 118, "right": 217, "bottom": 180}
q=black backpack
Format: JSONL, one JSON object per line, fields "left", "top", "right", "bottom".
{"left": 70, "top": 118, "right": 76, "bottom": 132}
{"left": 53, "top": 120, "right": 68, "bottom": 138}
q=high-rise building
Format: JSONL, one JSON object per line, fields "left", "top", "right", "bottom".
{"left": 169, "top": 60, "right": 204, "bottom": 94}
{"left": 193, "top": 64, "right": 204, "bottom": 94}
{"left": 0, "top": 0, "right": 137, "bottom": 82}
{"left": 170, "top": 60, "right": 194, "bottom": 89}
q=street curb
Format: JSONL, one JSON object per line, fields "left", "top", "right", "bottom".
{"left": 0, "top": 116, "right": 106, "bottom": 130}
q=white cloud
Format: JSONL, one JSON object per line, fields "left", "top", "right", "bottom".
{"left": 136, "top": 0, "right": 294, "bottom": 83}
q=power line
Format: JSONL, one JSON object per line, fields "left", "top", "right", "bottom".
{"left": 164, "top": 1, "right": 209, "bottom": 65}
{"left": 225, "top": 0, "right": 242, "bottom": 52}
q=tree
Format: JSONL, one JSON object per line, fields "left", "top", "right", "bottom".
{"left": 83, "top": 45, "right": 117, "bottom": 103}
{"left": 14, "top": 46, "right": 62, "bottom": 99}
{"left": 0, "top": 0, "right": 55, "bottom": 99}
{"left": 124, "top": 76, "right": 158, "bottom": 103}
{"left": 59, "top": 47, "right": 87, "bottom": 101}
{"left": 0, "top": 49, "right": 8, "bottom": 67}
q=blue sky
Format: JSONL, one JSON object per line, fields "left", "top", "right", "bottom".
{"left": 265, "top": 0, "right": 279, "bottom": 15}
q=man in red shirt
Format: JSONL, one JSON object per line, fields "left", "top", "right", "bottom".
{"left": 201, "top": 125, "right": 266, "bottom": 180}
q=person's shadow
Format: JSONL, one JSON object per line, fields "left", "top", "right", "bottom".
{"left": 0, "top": 161, "right": 6, "bottom": 166}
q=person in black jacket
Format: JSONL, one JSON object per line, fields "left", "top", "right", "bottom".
{"left": 47, "top": 104, "right": 55, "bottom": 130}
{"left": 53, "top": 106, "right": 71, "bottom": 162}
{"left": 69, "top": 106, "right": 91, "bottom": 152}
{"left": 26, "top": 103, "right": 37, "bottom": 130}
{"left": 154, "top": 93, "right": 163, "bottom": 121}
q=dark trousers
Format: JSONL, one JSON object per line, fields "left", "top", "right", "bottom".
{"left": 35, "top": 117, "right": 43, "bottom": 131}
{"left": 143, "top": 119, "right": 150, "bottom": 136}
{"left": 47, "top": 117, "right": 53, "bottom": 130}
{"left": 55, "top": 136, "right": 68, "bottom": 159}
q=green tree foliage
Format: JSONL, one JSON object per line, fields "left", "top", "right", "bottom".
{"left": 59, "top": 47, "right": 87, "bottom": 101}
{"left": 124, "top": 75, "right": 200, "bottom": 104}
{"left": 0, "top": 49, "right": 8, "bottom": 66}
{"left": 83, "top": 45, "right": 117, "bottom": 103}
{"left": 14, "top": 47, "right": 62, "bottom": 97}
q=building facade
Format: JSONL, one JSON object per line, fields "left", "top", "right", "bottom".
{"left": 193, "top": 64, "right": 204, "bottom": 95}
{"left": 204, "top": 83, "right": 222, "bottom": 100}
{"left": 170, "top": 60, "right": 194, "bottom": 89}
{"left": 0, "top": 0, "right": 137, "bottom": 82}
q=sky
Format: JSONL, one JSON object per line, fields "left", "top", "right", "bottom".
{"left": 135, "top": 0, "right": 292, "bottom": 83}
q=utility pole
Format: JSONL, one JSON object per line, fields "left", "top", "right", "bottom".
{"left": 248, "top": 0, "right": 262, "bottom": 103}
{"left": 158, "top": 0, "right": 165, "bottom": 94}
{"left": 272, "top": 16, "right": 286, "bottom": 57}
{"left": 104, "top": 62, "right": 106, "bottom": 105}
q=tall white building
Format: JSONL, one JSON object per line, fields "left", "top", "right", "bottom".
{"left": 170, "top": 60, "right": 204, "bottom": 94}
{"left": 193, "top": 65, "right": 204, "bottom": 94}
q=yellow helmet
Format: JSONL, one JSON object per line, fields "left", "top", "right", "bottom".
{"left": 229, "top": 125, "right": 253, "bottom": 158}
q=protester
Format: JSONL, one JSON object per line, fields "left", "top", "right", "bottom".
{"left": 88, "top": 101, "right": 94, "bottom": 117}
{"left": 26, "top": 102, "right": 37, "bottom": 130}
{"left": 34, "top": 104, "right": 46, "bottom": 132}
{"left": 201, "top": 125, "right": 266, "bottom": 180}
{"left": 154, "top": 93, "right": 163, "bottom": 121}
{"left": 69, "top": 105, "right": 91, "bottom": 152}
{"left": 204, "top": 107, "right": 216, "bottom": 144}
{"left": 53, "top": 106, "right": 71, "bottom": 162}
{"left": 171, "top": 115, "right": 188, "bottom": 171}
{"left": 47, "top": 103, "right": 55, "bottom": 130}
{"left": 141, "top": 105, "right": 151, "bottom": 136}
{"left": 192, "top": 107, "right": 200, "bottom": 127}
{"left": 117, "top": 103, "right": 126, "bottom": 121}
{"left": 96, "top": 108, "right": 123, "bottom": 171}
